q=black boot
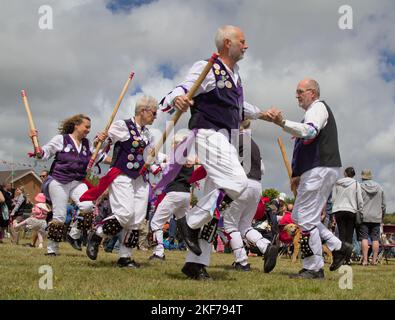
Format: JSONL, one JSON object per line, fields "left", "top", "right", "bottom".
{"left": 263, "top": 244, "right": 279, "bottom": 273}
{"left": 330, "top": 242, "right": 353, "bottom": 271}
{"left": 86, "top": 230, "right": 102, "bottom": 260}
{"left": 67, "top": 235, "right": 82, "bottom": 251}
{"left": 289, "top": 269, "right": 324, "bottom": 279}
{"left": 182, "top": 262, "right": 211, "bottom": 280}
{"left": 176, "top": 217, "right": 202, "bottom": 256}
{"left": 117, "top": 257, "right": 141, "bottom": 268}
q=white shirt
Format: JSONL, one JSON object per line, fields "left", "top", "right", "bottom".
{"left": 161, "top": 58, "right": 262, "bottom": 120}
{"left": 41, "top": 134, "right": 93, "bottom": 161}
{"left": 108, "top": 117, "right": 153, "bottom": 145}
{"left": 282, "top": 100, "right": 329, "bottom": 139}
{"left": 108, "top": 118, "right": 166, "bottom": 164}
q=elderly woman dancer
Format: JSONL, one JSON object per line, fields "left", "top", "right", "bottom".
{"left": 85, "top": 96, "right": 159, "bottom": 268}
{"left": 30, "top": 114, "right": 106, "bottom": 256}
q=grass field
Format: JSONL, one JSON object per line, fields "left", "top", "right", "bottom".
{"left": 1, "top": 239, "right": 394, "bottom": 300}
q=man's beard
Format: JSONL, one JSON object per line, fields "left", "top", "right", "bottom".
{"left": 229, "top": 45, "right": 244, "bottom": 62}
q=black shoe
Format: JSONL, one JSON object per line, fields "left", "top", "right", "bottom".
{"left": 182, "top": 262, "right": 211, "bottom": 280}
{"left": 104, "top": 247, "right": 113, "bottom": 253}
{"left": 67, "top": 235, "right": 82, "bottom": 251}
{"left": 23, "top": 243, "right": 35, "bottom": 248}
{"left": 176, "top": 217, "right": 202, "bottom": 256}
{"left": 200, "top": 265, "right": 211, "bottom": 280}
{"left": 149, "top": 254, "right": 165, "bottom": 261}
{"left": 44, "top": 252, "right": 57, "bottom": 256}
{"left": 263, "top": 244, "right": 279, "bottom": 273}
{"left": 330, "top": 242, "right": 353, "bottom": 271}
{"left": 289, "top": 269, "right": 324, "bottom": 279}
{"left": 232, "top": 262, "right": 251, "bottom": 272}
{"left": 117, "top": 257, "right": 141, "bottom": 268}
{"left": 86, "top": 230, "right": 102, "bottom": 260}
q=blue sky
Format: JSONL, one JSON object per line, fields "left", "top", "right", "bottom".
{"left": 106, "top": 0, "right": 157, "bottom": 13}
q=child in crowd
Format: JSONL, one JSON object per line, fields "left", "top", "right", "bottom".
{"left": 13, "top": 193, "right": 50, "bottom": 248}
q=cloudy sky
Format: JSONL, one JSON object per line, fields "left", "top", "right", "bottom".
{"left": 0, "top": 0, "right": 394, "bottom": 212}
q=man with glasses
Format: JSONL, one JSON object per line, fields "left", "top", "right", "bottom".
{"left": 265, "top": 78, "right": 352, "bottom": 279}
{"left": 86, "top": 95, "right": 159, "bottom": 268}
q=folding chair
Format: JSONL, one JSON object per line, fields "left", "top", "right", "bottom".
{"left": 379, "top": 224, "right": 395, "bottom": 264}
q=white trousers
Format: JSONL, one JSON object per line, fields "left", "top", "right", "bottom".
{"left": 47, "top": 179, "right": 93, "bottom": 253}
{"left": 151, "top": 191, "right": 190, "bottom": 257}
{"left": 223, "top": 179, "right": 269, "bottom": 264}
{"left": 108, "top": 174, "right": 149, "bottom": 259}
{"left": 49, "top": 179, "right": 93, "bottom": 222}
{"left": 185, "top": 129, "right": 249, "bottom": 266}
{"left": 292, "top": 167, "right": 342, "bottom": 271}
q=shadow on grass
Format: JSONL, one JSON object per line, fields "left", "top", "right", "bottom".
{"left": 165, "top": 270, "right": 236, "bottom": 281}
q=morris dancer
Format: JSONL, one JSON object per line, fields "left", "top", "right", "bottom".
{"left": 85, "top": 95, "right": 159, "bottom": 268}
{"left": 266, "top": 78, "right": 353, "bottom": 279}
{"left": 160, "top": 25, "right": 277, "bottom": 280}
{"left": 30, "top": 114, "right": 106, "bottom": 256}
{"left": 222, "top": 119, "right": 275, "bottom": 272}
{"left": 149, "top": 135, "right": 195, "bottom": 261}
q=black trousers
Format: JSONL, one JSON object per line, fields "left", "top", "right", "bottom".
{"left": 334, "top": 211, "right": 356, "bottom": 244}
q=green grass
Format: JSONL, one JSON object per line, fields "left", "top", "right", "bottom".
{"left": 1, "top": 239, "right": 394, "bottom": 300}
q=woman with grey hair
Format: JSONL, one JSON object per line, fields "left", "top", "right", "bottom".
{"left": 86, "top": 95, "right": 160, "bottom": 268}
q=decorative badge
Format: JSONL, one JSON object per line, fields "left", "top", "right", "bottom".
{"left": 127, "top": 154, "right": 135, "bottom": 161}
{"left": 126, "top": 162, "right": 134, "bottom": 170}
{"left": 214, "top": 69, "right": 220, "bottom": 75}
{"left": 136, "top": 154, "right": 143, "bottom": 161}
{"left": 130, "top": 130, "right": 136, "bottom": 136}
{"left": 213, "top": 63, "right": 220, "bottom": 70}
{"left": 64, "top": 144, "right": 73, "bottom": 153}
{"left": 220, "top": 70, "right": 226, "bottom": 76}
{"left": 133, "top": 162, "right": 140, "bottom": 169}
{"left": 132, "top": 141, "right": 139, "bottom": 148}
{"left": 217, "top": 80, "right": 225, "bottom": 89}
{"left": 225, "top": 81, "right": 233, "bottom": 89}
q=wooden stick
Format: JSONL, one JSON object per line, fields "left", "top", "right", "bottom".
{"left": 142, "top": 53, "right": 219, "bottom": 173}
{"left": 21, "top": 90, "right": 41, "bottom": 155}
{"left": 277, "top": 137, "right": 296, "bottom": 196}
{"left": 87, "top": 72, "right": 135, "bottom": 171}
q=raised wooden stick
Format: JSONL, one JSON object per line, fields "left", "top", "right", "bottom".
{"left": 87, "top": 72, "right": 135, "bottom": 172}
{"left": 141, "top": 53, "right": 219, "bottom": 174}
{"left": 21, "top": 90, "right": 42, "bottom": 156}
{"left": 277, "top": 137, "right": 296, "bottom": 196}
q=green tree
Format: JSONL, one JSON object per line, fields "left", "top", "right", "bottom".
{"left": 262, "top": 188, "right": 279, "bottom": 200}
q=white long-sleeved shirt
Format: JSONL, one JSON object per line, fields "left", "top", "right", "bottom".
{"left": 108, "top": 118, "right": 153, "bottom": 146}
{"left": 282, "top": 99, "right": 329, "bottom": 140}
{"left": 160, "top": 58, "right": 261, "bottom": 120}
{"left": 41, "top": 134, "right": 93, "bottom": 161}
{"left": 108, "top": 118, "right": 166, "bottom": 165}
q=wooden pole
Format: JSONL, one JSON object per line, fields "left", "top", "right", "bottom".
{"left": 21, "top": 90, "right": 41, "bottom": 155}
{"left": 87, "top": 72, "right": 135, "bottom": 172}
{"left": 277, "top": 137, "right": 296, "bottom": 197}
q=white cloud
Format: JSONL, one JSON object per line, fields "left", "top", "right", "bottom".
{"left": 1, "top": 0, "right": 394, "bottom": 211}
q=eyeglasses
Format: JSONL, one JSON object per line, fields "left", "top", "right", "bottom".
{"left": 145, "top": 109, "right": 157, "bottom": 116}
{"left": 40, "top": 175, "right": 47, "bottom": 178}
{"left": 296, "top": 88, "right": 314, "bottom": 95}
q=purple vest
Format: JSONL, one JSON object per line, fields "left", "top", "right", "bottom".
{"left": 50, "top": 135, "right": 91, "bottom": 184}
{"left": 189, "top": 58, "right": 244, "bottom": 135}
{"left": 111, "top": 119, "right": 149, "bottom": 179}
